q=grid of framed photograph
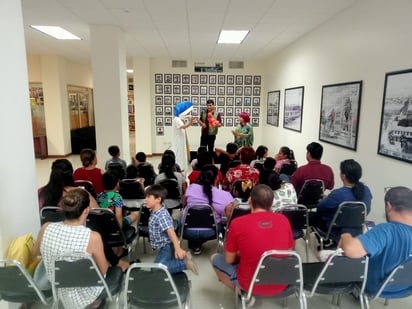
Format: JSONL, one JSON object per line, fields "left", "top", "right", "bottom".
{"left": 153, "top": 73, "right": 263, "bottom": 129}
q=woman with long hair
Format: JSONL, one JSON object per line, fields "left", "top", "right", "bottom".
{"left": 73, "top": 148, "right": 104, "bottom": 194}
{"left": 182, "top": 164, "right": 237, "bottom": 255}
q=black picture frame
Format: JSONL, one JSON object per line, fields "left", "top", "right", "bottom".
{"left": 155, "top": 74, "right": 163, "bottom": 83}
{"left": 245, "top": 75, "right": 252, "bottom": 85}
{"left": 378, "top": 69, "right": 412, "bottom": 163}
{"left": 209, "top": 75, "right": 216, "bottom": 84}
{"left": 267, "top": 90, "right": 280, "bottom": 127}
{"left": 164, "top": 74, "right": 172, "bottom": 83}
{"left": 319, "top": 81, "right": 363, "bottom": 150}
{"left": 283, "top": 86, "right": 304, "bottom": 132}
{"left": 173, "top": 74, "right": 181, "bottom": 84}
{"left": 253, "top": 75, "right": 261, "bottom": 85}
{"left": 182, "top": 74, "right": 190, "bottom": 84}
{"left": 191, "top": 74, "right": 199, "bottom": 84}
{"left": 227, "top": 75, "right": 234, "bottom": 85}
{"left": 218, "top": 75, "right": 225, "bottom": 84}
{"left": 236, "top": 75, "right": 243, "bottom": 85}
{"left": 200, "top": 74, "right": 208, "bottom": 84}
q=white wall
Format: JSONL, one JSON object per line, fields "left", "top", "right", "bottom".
{"left": 262, "top": 0, "right": 412, "bottom": 222}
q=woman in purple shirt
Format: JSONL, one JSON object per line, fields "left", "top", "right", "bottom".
{"left": 182, "top": 164, "right": 237, "bottom": 255}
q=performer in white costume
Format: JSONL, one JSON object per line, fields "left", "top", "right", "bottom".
{"left": 172, "top": 101, "right": 196, "bottom": 172}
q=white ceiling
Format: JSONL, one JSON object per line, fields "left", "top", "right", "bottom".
{"left": 22, "top": 0, "right": 357, "bottom": 66}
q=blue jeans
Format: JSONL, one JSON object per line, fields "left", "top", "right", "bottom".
{"left": 154, "top": 242, "right": 186, "bottom": 274}
{"left": 183, "top": 228, "right": 217, "bottom": 249}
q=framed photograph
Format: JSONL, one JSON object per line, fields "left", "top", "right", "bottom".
{"left": 155, "top": 106, "right": 163, "bottom": 115}
{"left": 165, "top": 117, "right": 172, "bottom": 126}
{"left": 244, "top": 86, "right": 252, "bottom": 96}
{"left": 191, "top": 74, "right": 199, "bottom": 84}
{"left": 164, "top": 74, "right": 172, "bottom": 83}
{"left": 155, "top": 85, "right": 163, "bottom": 94}
{"left": 226, "top": 117, "right": 233, "bottom": 127}
{"left": 182, "top": 85, "right": 190, "bottom": 95}
{"left": 173, "top": 74, "right": 181, "bottom": 84}
{"left": 218, "top": 86, "right": 225, "bottom": 96}
{"left": 192, "top": 107, "right": 199, "bottom": 117}
{"left": 156, "top": 117, "right": 164, "bottom": 126}
{"left": 164, "top": 85, "right": 172, "bottom": 94}
{"left": 217, "top": 107, "right": 225, "bottom": 115}
{"left": 283, "top": 86, "right": 304, "bottom": 132}
{"left": 244, "top": 97, "right": 251, "bottom": 106}
{"left": 209, "top": 86, "right": 216, "bottom": 96}
{"left": 217, "top": 97, "right": 225, "bottom": 106}
{"left": 236, "top": 75, "right": 243, "bottom": 85}
{"left": 253, "top": 86, "right": 261, "bottom": 96}
{"left": 191, "top": 85, "right": 199, "bottom": 95}
{"left": 218, "top": 75, "right": 225, "bottom": 84}
{"left": 267, "top": 90, "right": 280, "bottom": 126}
{"left": 209, "top": 75, "right": 216, "bottom": 84}
{"left": 252, "top": 107, "right": 260, "bottom": 117}
{"left": 173, "top": 85, "right": 181, "bottom": 95}
{"left": 155, "top": 74, "right": 163, "bottom": 83}
{"left": 245, "top": 75, "right": 252, "bottom": 85}
{"left": 235, "top": 86, "right": 243, "bottom": 96}
{"left": 200, "top": 86, "right": 207, "bottom": 95}
{"left": 226, "top": 97, "right": 234, "bottom": 106}
{"left": 191, "top": 96, "right": 199, "bottom": 105}
{"left": 252, "top": 118, "right": 260, "bottom": 127}
{"left": 227, "top": 86, "right": 234, "bottom": 96}
{"left": 227, "top": 75, "right": 234, "bottom": 85}
{"left": 156, "top": 126, "right": 164, "bottom": 136}
{"left": 319, "top": 81, "right": 363, "bottom": 150}
{"left": 182, "top": 74, "right": 190, "bottom": 84}
{"left": 155, "top": 96, "right": 163, "bottom": 105}
{"left": 200, "top": 97, "right": 207, "bottom": 105}
{"left": 164, "top": 96, "right": 172, "bottom": 105}
{"left": 244, "top": 107, "right": 251, "bottom": 115}
{"left": 226, "top": 107, "right": 234, "bottom": 117}
{"left": 235, "top": 107, "right": 242, "bottom": 116}
{"left": 173, "top": 96, "right": 181, "bottom": 104}
{"left": 182, "top": 96, "right": 190, "bottom": 102}
{"left": 164, "top": 106, "right": 172, "bottom": 116}
{"left": 253, "top": 75, "right": 261, "bottom": 85}
{"left": 378, "top": 69, "right": 412, "bottom": 163}
{"left": 200, "top": 75, "right": 208, "bottom": 84}
{"left": 235, "top": 97, "right": 242, "bottom": 106}
{"left": 252, "top": 97, "right": 260, "bottom": 106}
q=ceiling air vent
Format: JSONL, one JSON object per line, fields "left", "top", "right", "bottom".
{"left": 172, "top": 60, "right": 187, "bottom": 68}
{"left": 229, "top": 61, "right": 244, "bottom": 69}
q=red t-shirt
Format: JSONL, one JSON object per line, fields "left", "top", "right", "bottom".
{"left": 188, "top": 169, "right": 223, "bottom": 184}
{"left": 226, "top": 212, "right": 294, "bottom": 295}
{"left": 73, "top": 167, "right": 104, "bottom": 194}
{"left": 290, "top": 160, "right": 334, "bottom": 194}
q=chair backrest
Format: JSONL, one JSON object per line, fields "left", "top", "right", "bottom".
{"left": 86, "top": 208, "right": 126, "bottom": 247}
{"left": 124, "top": 263, "right": 190, "bottom": 309}
{"left": 51, "top": 251, "right": 113, "bottom": 303}
{"left": 107, "top": 162, "right": 126, "bottom": 180}
{"left": 0, "top": 259, "right": 50, "bottom": 305}
{"left": 326, "top": 201, "right": 367, "bottom": 238}
{"left": 138, "top": 203, "right": 151, "bottom": 230}
{"left": 227, "top": 160, "right": 241, "bottom": 169}
{"left": 253, "top": 161, "right": 265, "bottom": 173}
{"left": 372, "top": 259, "right": 412, "bottom": 299}
{"left": 119, "top": 179, "right": 145, "bottom": 199}
{"left": 74, "top": 180, "right": 97, "bottom": 198}
{"left": 180, "top": 204, "right": 218, "bottom": 241}
{"left": 137, "top": 163, "right": 157, "bottom": 187}
{"left": 230, "top": 179, "right": 254, "bottom": 202}
{"left": 158, "top": 179, "right": 181, "bottom": 199}
{"left": 306, "top": 249, "right": 368, "bottom": 298}
{"left": 275, "top": 204, "right": 308, "bottom": 231}
{"left": 40, "top": 206, "right": 64, "bottom": 225}
{"left": 246, "top": 250, "right": 304, "bottom": 300}
{"left": 297, "top": 179, "right": 324, "bottom": 207}
{"left": 227, "top": 206, "right": 251, "bottom": 228}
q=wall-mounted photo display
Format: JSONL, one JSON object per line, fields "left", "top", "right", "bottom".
{"left": 244, "top": 107, "right": 251, "bottom": 115}
{"left": 164, "top": 106, "right": 172, "bottom": 116}
{"left": 283, "top": 86, "right": 304, "bottom": 132}
{"left": 182, "top": 96, "right": 190, "bottom": 102}
{"left": 155, "top": 74, "right": 163, "bottom": 83}
{"left": 378, "top": 69, "right": 412, "bottom": 163}
{"left": 155, "top": 106, "right": 163, "bottom": 115}
{"left": 217, "top": 107, "right": 225, "bottom": 115}
{"left": 253, "top": 86, "right": 261, "bottom": 96}
{"left": 226, "top": 117, "right": 233, "bottom": 127}
{"left": 244, "top": 97, "right": 251, "bottom": 106}
{"left": 164, "top": 74, "right": 172, "bottom": 83}
{"left": 245, "top": 75, "right": 252, "bottom": 85}
{"left": 182, "top": 74, "right": 190, "bottom": 84}
{"left": 252, "top": 107, "right": 260, "bottom": 117}
{"left": 236, "top": 75, "right": 243, "bottom": 85}
{"left": 155, "top": 96, "right": 163, "bottom": 105}
{"left": 155, "top": 85, "right": 163, "bottom": 94}
{"left": 267, "top": 90, "right": 280, "bottom": 127}
{"left": 235, "top": 97, "right": 242, "bottom": 106}
{"left": 191, "top": 74, "right": 199, "bottom": 84}
{"left": 191, "top": 85, "right": 199, "bottom": 95}
{"left": 226, "top": 97, "right": 234, "bottom": 106}
{"left": 209, "top": 75, "right": 216, "bottom": 84}
{"left": 173, "top": 74, "right": 181, "bottom": 84}
{"left": 226, "top": 107, "right": 234, "bottom": 116}
{"left": 156, "top": 126, "right": 164, "bottom": 136}
{"left": 156, "top": 117, "right": 164, "bottom": 126}
{"left": 192, "top": 107, "right": 199, "bottom": 117}
{"left": 252, "top": 97, "right": 260, "bottom": 106}
{"left": 218, "top": 86, "right": 225, "bottom": 95}
{"left": 218, "top": 75, "right": 225, "bottom": 84}
{"left": 253, "top": 75, "right": 261, "bottom": 85}
{"left": 165, "top": 117, "right": 172, "bottom": 126}
{"left": 199, "top": 86, "right": 207, "bottom": 95}
{"left": 182, "top": 85, "right": 190, "bottom": 95}
{"left": 173, "top": 96, "right": 181, "bottom": 104}
{"left": 173, "top": 85, "right": 181, "bottom": 95}
{"left": 227, "top": 75, "right": 234, "bottom": 85}
{"left": 191, "top": 96, "right": 199, "bottom": 105}
{"left": 235, "top": 107, "right": 242, "bottom": 116}
{"left": 209, "top": 86, "right": 216, "bottom": 96}
{"left": 164, "top": 85, "right": 172, "bottom": 94}
{"left": 164, "top": 96, "right": 172, "bottom": 105}
{"left": 235, "top": 86, "right": 243, "bottom": 96}
{"left": 200, "top": 97, "right": 207, "bottom": 105}
{"left": 319, "top": 81, "right": 362, "bottom": 150}
{"left": 217, "top": 97, "right": 225, "bottom": 106}
{"left": 244, "top": 86, "right": 252, "bottom": 96}
{"left": 252, "top": 118, "right": 260, "bottom": 127}
{"left": 227, "top": 86, "right": 234, "bottom": 96}
{"left": 200, "top": 75, "right": 208, "bottom": 84}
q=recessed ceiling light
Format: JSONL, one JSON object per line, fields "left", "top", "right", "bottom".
{"left": 218, "top": 30, "right": 249, "bottom": 44}
{"left": 30, "top": 26, "right": 81, "bottom": 40}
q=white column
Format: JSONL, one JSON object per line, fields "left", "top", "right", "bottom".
{"left": 90, "top": 25, "right": 129, "bottom": 164}
{"left": 133, "top": 57, "right": 153, "bottom": 155}
{"left": 0, "top": 0, "right": 40, "bottom": 261}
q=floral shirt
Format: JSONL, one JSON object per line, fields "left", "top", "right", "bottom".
{"left": 222, "top": 164, "right": 259, "bottom": 191}
{"left": 272, "top": 183, "right": 298, "bottom": 209}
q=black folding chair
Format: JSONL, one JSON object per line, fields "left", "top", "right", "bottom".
{"left": 236, "top": 250, "right": 307, "bottom": 309}
{"left": 39, "top": 206, "right": 64, "bottom": 225}
{"left": 158, "top": 178, "right": 183, "bottom": 213}
{"left": 303, "top": 249, "right": 368, "bottom": 309}
{"left": 275, "top": 204, "right": 310, "bottom": 262}
{"left": 119, "top": 178, "right": 145, "bottom": 210}
{"left": 137, "top": 203, "right": 151, "bottom": 254}
{"left": 297, "top": 179, "right": 324, "bottom": 209}
{"left": 74, "top": 179, "right": 97, "bottom": 198}
{"left": 364, "top": 259, "right": 412, "bottom": 308}
{"left": 0, "top": 259, "right": 51, "bottom": 305}
{"left": 107, "top": 162, "right": 126, "bottom": 180}
{"left": 124, "top": 263, "right": 191, "bottom": 309}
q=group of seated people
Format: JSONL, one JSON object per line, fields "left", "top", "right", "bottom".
{"left": 34, "top": 141, "right": 412, "bottom": 308}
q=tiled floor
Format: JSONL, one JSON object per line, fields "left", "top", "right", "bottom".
{"left": 33, "top": 155, "right": 410, "bottom": 308}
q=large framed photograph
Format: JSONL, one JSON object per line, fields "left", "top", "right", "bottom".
{"left": 267, "top": 90, "right": 280, "bottom": 126}
{"left": 283, "top": 86, "right": 304, "bottom": 132}
{"left": 319, "top": 81, "right": 363, "bottom": 150}
{"left": 378, "top": 69, "right": 412, "bottom": 163}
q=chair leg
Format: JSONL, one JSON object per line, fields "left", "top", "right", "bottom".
{"left": 384, "top": 298, "right": 389, "bottom": 306}
{"left": 142, "top": 237, "right": 147, "bottom": 254}
{"left": 282, "top": 296, "right": 288, "bottom": 307}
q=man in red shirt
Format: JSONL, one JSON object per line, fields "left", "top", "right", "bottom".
{"left": 211, "top": 184, "right": 294, "bottom": 298}
{"left": 290, "top": 142, "right": 334, "bottom": 194}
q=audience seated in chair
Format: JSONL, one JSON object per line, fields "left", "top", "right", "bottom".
{"left": 187, "top": 150, "right": 223, "bottom": 184}
{"left": 104, "top": 145, "right": 127, "bottom": 179}
{"left": 158, "top": 149, "right": 182, "bottom": 174}
{"left": 132, "top": 151, "right": 157, "bottom": 187}
{"left": 38, "top": 158, "right": 98, "bottom": 210}
{"left": 182, "top": 164, "right": 237, "bottom": 255}
{"left": 214, "top": 142, "right": 239, "bottom": 176}
{"left": 250, "top": 145, "right": 268, "bottom": 170}
{"left": 221, "top": 147, "right": 259, "bottom": 191}
{"left": 34, "top": 189, "right": 127, "bottom": 308}
{"left": 290, "top": 142, "right": 334, "bottom": 194}
{"left": 311, "top": 159, "right": 372, "bottom": 248}
{"left": 73, "top": 148, "right": 104, "bottom": 194}
{"left": 340, "top": 186, "right": 412, "bottom": 300}
{"left": 258, "top": 157, "right": 281, "bottom": 190}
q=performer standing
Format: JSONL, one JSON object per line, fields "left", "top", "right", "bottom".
{"left": 198, "top": 99, "right": 221, "bottom": 154}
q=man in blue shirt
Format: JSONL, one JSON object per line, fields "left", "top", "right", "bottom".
{"left": 340, "top": 186, "right": 412, "bottom": 298}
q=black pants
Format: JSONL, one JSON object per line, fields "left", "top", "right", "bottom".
{"left": 200, "top": 135, "right": 216, "bottom": 154}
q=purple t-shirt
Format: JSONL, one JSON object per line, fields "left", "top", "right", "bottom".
{"left": 184, "top": 183, "right": 234, "bottom": 223}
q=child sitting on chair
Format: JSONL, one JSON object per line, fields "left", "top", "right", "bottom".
{"left": 145, "top": 184, "right": 198, "bottom": 275}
